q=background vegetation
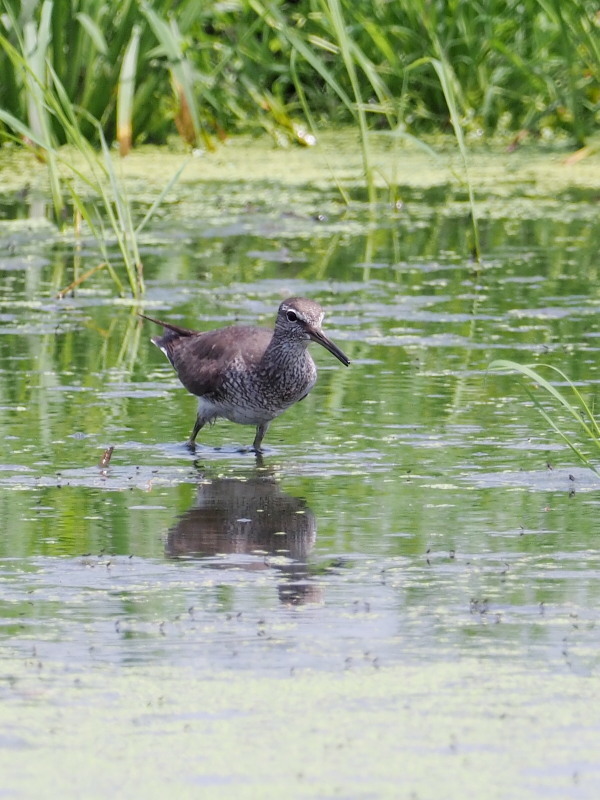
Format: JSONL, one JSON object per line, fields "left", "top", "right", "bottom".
{"left": 0, "top": 0, "right": 598, "bottom": 296}
{"left": 1, "top": 0, "right": 599, "bottom": 152}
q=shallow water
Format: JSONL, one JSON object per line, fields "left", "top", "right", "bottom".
{"left": 1, "top": 140, "right": 600, "bottom": 798}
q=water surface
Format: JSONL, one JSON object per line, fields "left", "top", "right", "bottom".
{"left": 1, "top": 139, "right": 600, "bottom": 798}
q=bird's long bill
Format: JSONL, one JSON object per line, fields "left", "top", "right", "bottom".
{"left": 308, "top": 327, "right": 350, "bottom": 366}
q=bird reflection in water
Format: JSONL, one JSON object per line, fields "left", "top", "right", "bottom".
{"left": 165, "top": 469, "right": 321, "bottom": 605}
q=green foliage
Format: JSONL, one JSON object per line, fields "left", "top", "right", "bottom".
{"left": 0, "top": 0, "right": 597, "bottom": 293}
{"left": 0, "top": 0, "right": 598, "bottom": 149}
{"left": 0, "top": 1, "right": 191, "bottom": 297}
{"left": 489, "top": 360, "right": 600, "bottom": 476}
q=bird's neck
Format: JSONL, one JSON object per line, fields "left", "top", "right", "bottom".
{"left": 262, "top": 336, "right": 311, "bottom": 374}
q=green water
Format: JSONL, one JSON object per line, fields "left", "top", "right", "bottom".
{"left": 1, "top": 140, "right": 600, "bottom": 798}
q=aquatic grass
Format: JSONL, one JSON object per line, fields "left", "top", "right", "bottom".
{"left": 323, "top": 0, "right": 375, "bottom": 204}
{"left": 251, "top": 0, "right": 408, "bottom": 203}
{"left": 276, "top": 0, "right": 484, "bottom": 230}
{"left": 0, "top": 16, "right": 188, "bottom": 297}
{"left": 247, "top": 1, "right": 359, "bottom": 160}
{"left": 2, "top": 0, "right": 599, "bottom": 148}
{"left": 534, "top": 0, "right": 600, "bottom": 146}
{"left": 1, "top": 0, "right": 201, "bottom": 146}
{"left": 1, "top": 0, "right": 599, "bottom": 234}
{"left": 29, "top": 49, "right": 142, "bottom": 295}
{"left": 141, "top": 3, "right": 213, "bottom": 151}
{"left": 5, "top": 1, "right": 64, "bottom": 219}
{"left": 489, "top": 359, "right": 600, "bottom": 476}
{"left": 431, "top": 57, "right": 481, "bottom": 263}
{"left": 2, "top": 0, "right": 599, "bottom": 157}
{"left": 289, "top": 51, "right": 350, "bottom": 203}
{"left": 117, "top": 24, "right": 141, "bottom": 157}
{"left": 97, "top": 126, "right": 144, "bottom": 295}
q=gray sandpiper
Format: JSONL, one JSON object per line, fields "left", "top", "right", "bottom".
{"left": 140, "top": 297, "right": 349, "bottom": 452}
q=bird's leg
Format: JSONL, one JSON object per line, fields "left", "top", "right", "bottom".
{"left": 252, "top": 422, "right": 270, "bottom": 453}
{"left": 186, "top": 415, "right": 205, "bottom": 451}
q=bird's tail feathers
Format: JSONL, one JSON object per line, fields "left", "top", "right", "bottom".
{"left": 138, "top": 313, "right": 197, "bottom": 337}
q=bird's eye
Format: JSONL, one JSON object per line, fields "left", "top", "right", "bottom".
{"left": 286, "top": 310, "right": 298, "bottom": 322}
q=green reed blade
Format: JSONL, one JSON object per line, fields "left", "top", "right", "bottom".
{"left": 490, "top": 359, "right": 600, "bottom": 474}
{"left": 117, "top": 24, "right": 141, "bottom": 157}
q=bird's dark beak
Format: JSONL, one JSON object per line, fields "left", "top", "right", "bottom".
{"left": 308, "top": 326, "right": 350, "bottom": 366}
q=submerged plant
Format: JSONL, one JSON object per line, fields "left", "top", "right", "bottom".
{"left": 490, "top": 359, "right": 600, "bottom": 476}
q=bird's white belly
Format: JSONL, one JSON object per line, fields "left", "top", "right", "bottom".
{"left": 197, "top": 362, "right": 316, "bottom": 425}
{"left": 197, "top": 396, "right": 284, "bottom": 426}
